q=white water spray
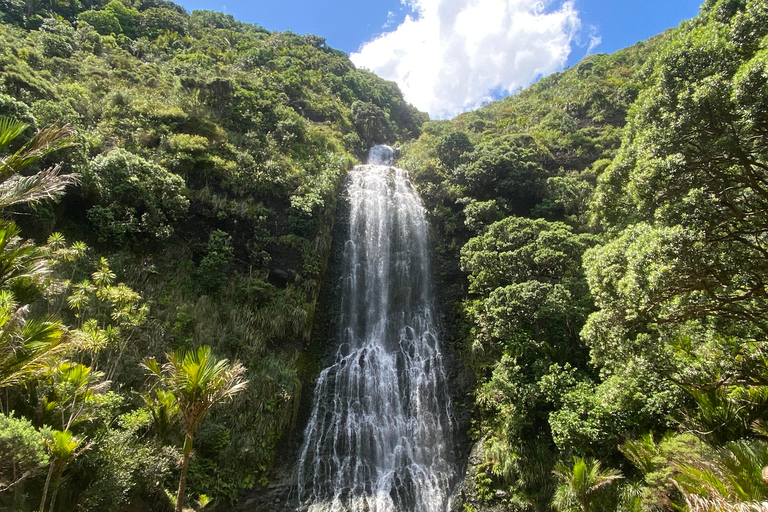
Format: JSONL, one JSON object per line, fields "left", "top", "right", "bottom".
{"left": 295, "top": 146, "right": 455, "bottom": 512}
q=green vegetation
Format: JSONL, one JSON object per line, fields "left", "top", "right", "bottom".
{"left": 552, "top": 456, "right": 622, "bottom": 512}
{"left": 1, "top": 0, "right": 767, "bottom": 510}
{"left": 143, "top": 346, "right": 247, "bottom": 512}
{"left": 400, "top": 0, "right": 768, "bottom": 510}
{"left": 0, "top": 0, "right": 423, "bottom": 509}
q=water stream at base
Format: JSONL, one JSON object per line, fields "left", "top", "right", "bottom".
{"left": 295, "top": 145, "right": 455, "bottom": 512}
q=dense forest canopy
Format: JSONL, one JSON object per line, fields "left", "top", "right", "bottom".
{"left": 1, "top": 0, "right": 768, "bottom": 511}
{"left": 399, "top": 0, "right": 768, "bottom": 510}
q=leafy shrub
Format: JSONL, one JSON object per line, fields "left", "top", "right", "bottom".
{"left": 0, "top": 93, "right": 35, "bottom": 128}
{"left": 39, "top": 18, "right": 77, "bottom": 59}
{"left": 103, "top": 1, "right": 140, "bottom": 38}
{"left": 139, "top": 7, "right": 188, "bottom": 38}
{"left": 0, "top": 413, "right": 51, "bottom": 487}
{"left": 79, "top": 410, "right": 176, "bottom": 512}
{"left": 0, "top": 0, "right": 25, "bottom": 25}
{"left": 167, "top": 133, "right": 209, "bottom": 154}
{"left": 83, "top": 148, "right": 189, "bottom": 243}
{"left": 351, "top": 100, "right": 392, "bottom": 148}
{"left": 197, "top": 230, "right": 234, "bottom": 294}
{"left": 435, "top": 130, "right": 473, "bottom": 169}
{"left": 78, "top": 10, "right": 122, "bottom": 36}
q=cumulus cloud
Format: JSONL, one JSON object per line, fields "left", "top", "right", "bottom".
{"left": 350, "top": 0, "right": 581, "bottom": 118}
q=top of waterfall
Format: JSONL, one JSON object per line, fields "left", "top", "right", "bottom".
{"left": 367, "top": 145, "right": 395, "bottom": 166}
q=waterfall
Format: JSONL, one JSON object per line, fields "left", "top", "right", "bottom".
{"left": 295, "top": 145, "right": 455, "bottom": 512}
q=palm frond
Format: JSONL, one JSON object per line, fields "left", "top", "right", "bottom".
{"left": 1, "top": 124, "right": 76, "bottom": 179}
{"left": 0, "top": 315, "right": 69, "bottom": 389}
{"left": 0, "top": 164, "right": 80, "bottom": 210}
{"left": 142, "top": 345, "right": 248, "bottom": 434}
{"left": 673, "top": 440, "right": 768, "bottom": 510}
{"left": 553, "top": 456, "right": 623, "bottom": 512}
{"left": 0, "top": 117, "right": 29, "bottom": 149}
{"left": 685, "top": 494, "right": 768, "bottom": 512}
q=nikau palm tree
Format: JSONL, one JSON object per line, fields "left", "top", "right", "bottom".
{"left": 0, "top": 117, "right": 78, "bottom": 397}
{"left": 39, "top": 430, "right": 90, "bottom": 512}
{"left": 552, "top": 456, "right": 623, "bottom": 512}
{"left": 143, "top": 345, "right": 247, "bottom": 512}
{"left": 0, "top": 117, "right": 78, "bottom": 211}
{"left": 0, "top": 219, "right": 71, "bottom": 398}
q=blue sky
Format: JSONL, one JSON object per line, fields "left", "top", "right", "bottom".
{"left": 571, "top": 0, "right": 703, "bottom": 64}
{"left": 174, "top": 0, "right": 703, "bottom": 117}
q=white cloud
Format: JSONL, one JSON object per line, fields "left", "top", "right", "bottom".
{"left": 587, "top": 35, "right": 602, "bottom": 54}
{"left": 586, "top": 25, "right": 602, "bottom": 54}
{"left": 350, "top": 0, "right": 581, "bottom": 118}
{"left": 383, "top": 10, "right": 397, "bottom": 28}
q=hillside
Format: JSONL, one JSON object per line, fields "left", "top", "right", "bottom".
{"left": 398, "top": 0, "right": 768, "bottom": 510}
{"left": 0, "top": 1, "right": 424, "bottom": 510}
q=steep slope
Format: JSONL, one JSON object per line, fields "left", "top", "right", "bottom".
{"left": 398, "top": 32, "right": 669, "bottom": 512}
{"left": 0, "top": 2, "right": 425, "bottom": 509}
{"left": 400, "top": 0, "right": 768, "bottom": 510}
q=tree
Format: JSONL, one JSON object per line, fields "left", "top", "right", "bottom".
{"left": 549, "top": 367, "right": 682, "bottom": 456}
{"left": 580, "top": 0, "right": 768, "bottom": 448}
{"left": 460, "top": 216, "right": 595, "bottom": 358}
{"left": 139, "top": 7, "right": 189, "bottom": 38}
{"left": 0, "top": 117, "right": 78, "bottom": 211}
{"left": 587, "top": 0, "right": 768, "bottom": 368}
{"left": 39, "top": 430, "right": 90, "bottom": 512}
{"left": 552, "top": 456, "right": 622, "bottom": 512}
{"left": 83, "top": 148, "right": 189, "bottom": 243}
{"left": 103, "top": 0, "right": 139, "bottom": 38}
{"left": 142, "top": 346, "right": 247, "bottom": 512}
{"left": 66, "top": 257, "right": 148, "bottom": 382}
{"left": 461, "top": 217, "right": 598, "bottom": 505}
{"left": 77, "top": 9, "right": 122, "bottom": 36}
{"left": 454, "top": 137, "right": 546, "bottom": 213}
{"left": 0, "top": 0, "right": 25, "bottom": 25}
{"left": 350, "top": 100, "right": 392, "bottom": 149}
{"left": 435, "top": 130, "right": 473, "bottom": 170}
{"left": 41, "top": 362, "right": 107, "bottom": 431}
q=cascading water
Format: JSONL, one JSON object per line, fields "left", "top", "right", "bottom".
{"left": 295, "top": 145, "right": 455, "bottom": 512}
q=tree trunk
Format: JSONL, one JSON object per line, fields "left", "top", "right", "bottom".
{"left": 39, "top": 463, "right": 54, "bottom": 512}
{"left": 48, "top": 469, "right": 62, "bottom": 512}
{"left": 175, "top": 431, "right": 194, "bottom": 512}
